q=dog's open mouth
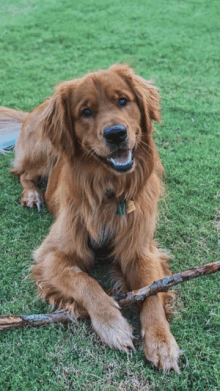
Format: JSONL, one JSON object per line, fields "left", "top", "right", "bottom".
{"left": 93, "top": 148, "right": 135, "bottom": 173}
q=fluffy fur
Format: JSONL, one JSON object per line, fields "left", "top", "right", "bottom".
{"left": 0, "top": 64, "right": 181, "bottom": 372}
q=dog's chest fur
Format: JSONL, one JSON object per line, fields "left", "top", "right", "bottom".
{"left": 87, "top": 194, "right": 128, "bottom": 251}
{"left": 89, "top": 224, "right": 113, "bottom": 249}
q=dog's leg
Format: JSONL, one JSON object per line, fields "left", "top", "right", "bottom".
{"left": 0, "top": 106, "right": 45, "bottom": 208}
{"left": 119, "top": 249, "right": 181, "bottom": 372}
{"left": 12, "top": 150, "right": 54, "bottom": 210}
{"left": 19, "top": 170, "right": 44, "bottom": 210}
{"left": 32, "top": 221, "right": 134, "bottom": 352}
{"left": 10, "top": 108, "right": 58, "bottom": 209}
{"left": 140, "top": 294, "right": 180, "bottom": 373}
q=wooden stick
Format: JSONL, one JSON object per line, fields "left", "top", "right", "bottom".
{"left": 116, "top": 260, "right": 220, "bottom": 307}
{"left": 1, "top": 260, "right": 219, "bottom": 331}
{"left": 0, "top": 311, "right": 70, "bottom": 330}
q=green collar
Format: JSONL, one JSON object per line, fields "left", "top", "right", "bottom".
{"left": 115, "top": 199, "right": 127, "bottom": 215}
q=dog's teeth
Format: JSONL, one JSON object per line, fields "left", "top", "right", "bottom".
{"left": 111, "top": 152, "right": 132, "bottom": 167}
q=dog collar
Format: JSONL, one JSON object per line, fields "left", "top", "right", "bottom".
{"left": 115, "top": 199, "right": 136, "bottom": 215}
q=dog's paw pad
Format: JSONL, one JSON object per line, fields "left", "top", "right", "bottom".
{"left": 20, "top": 189, "right": 44, "bottom": 210}
{"left": 143, "top": 329, "right": 181, "bottom": 373}
{"left": 92, "top": 313, "right": 134, "bottom": 352}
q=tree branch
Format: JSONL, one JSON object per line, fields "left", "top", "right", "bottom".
{"left": 1, "top": 260, "right": 219, "bottom": 331}
{"left": 116, "top": 260, "right": 220, "bottom": 307}
{"left": 0, "top": 311, "right": 70, "bottom": 330}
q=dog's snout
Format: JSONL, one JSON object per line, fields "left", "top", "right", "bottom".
{"left": 103, "top": 124, "right": 127, "bottom": 145}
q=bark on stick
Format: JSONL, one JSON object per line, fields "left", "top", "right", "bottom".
{"left": 116, "top": 260, "right": 220, "bottom": 307}
{"left": 1, "top": 260, "right": 219, "bottom": 331}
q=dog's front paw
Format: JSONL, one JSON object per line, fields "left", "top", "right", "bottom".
{"left": 91, "top": 297, "right": 134, "bottom": 352}
{"left": 20, "top": 189, "right": 44, "bottom": 210}
{"left": 142, "top": 326, "right": 181, "bottom": 373}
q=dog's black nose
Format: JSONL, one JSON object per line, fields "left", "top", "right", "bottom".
{"left": 103, "top": 124, "right": 127, "bottom": 145}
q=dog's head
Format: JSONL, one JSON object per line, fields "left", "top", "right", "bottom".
{"left": 42, "top": 65, "right": 160, "bottom": 175}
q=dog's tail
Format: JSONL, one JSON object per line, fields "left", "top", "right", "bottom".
{"left": 0, "top": 106, "right": 28, "bottom": 153}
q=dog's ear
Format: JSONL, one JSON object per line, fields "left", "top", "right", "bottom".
{"left": 137, "top": 75, "right": 160, "bottom": 124}
{"left": 41, "top": 81, "right": 75, "bottom": 160}
{"left": 110, "top": 64, "right": 160, "bottom": 133}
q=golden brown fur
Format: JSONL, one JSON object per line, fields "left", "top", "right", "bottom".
{"left": 1, "top": 65, "right": 181, "bottom": 371}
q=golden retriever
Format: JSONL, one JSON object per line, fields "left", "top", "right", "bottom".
{"left": 0, "top": 64, "right": 181, "bottom": 372}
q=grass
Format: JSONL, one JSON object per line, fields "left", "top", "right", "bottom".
{"left": 0, "top": 0, "right": 220, "bottom": 389}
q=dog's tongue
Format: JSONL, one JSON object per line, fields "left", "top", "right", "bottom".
{"left": 111, "top": 149, "right": 131, "bottom": 163}
{"left": 108, "top": 149, "right": 133, "bottom": 170}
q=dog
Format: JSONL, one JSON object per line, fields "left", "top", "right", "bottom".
{"left": 0, "top": 64, "right": 181, "bottom": 372}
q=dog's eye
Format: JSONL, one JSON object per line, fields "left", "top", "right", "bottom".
{"left": 118, "top": 98, "right": 129, "bottom": 108}
{"left": 81, "top": 108, "right": 93, "bottom": 118}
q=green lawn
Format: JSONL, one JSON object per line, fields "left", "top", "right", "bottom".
{"left": 0, "top": 0, "right": 220, "bottom": 390}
